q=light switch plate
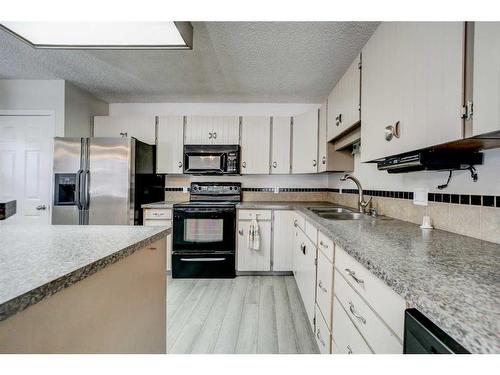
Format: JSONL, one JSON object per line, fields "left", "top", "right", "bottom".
{"left": 413, "top": 188, "right": 428, "bottom": 206}
{"left": 182, "top": 186, "right": 188, "bottom": 194}
{"left": 274, "top": 187, "right": 279, "bottom": 194}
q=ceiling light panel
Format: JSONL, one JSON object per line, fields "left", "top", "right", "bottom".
{"left": 0, "top": 22, "right": 193, "bottom": 49}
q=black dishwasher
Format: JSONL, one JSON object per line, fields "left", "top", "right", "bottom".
{"left": 403, "top": 309, "right": 469, "bottom": 354}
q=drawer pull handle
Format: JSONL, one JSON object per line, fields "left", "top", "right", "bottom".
{"left": 347, "top": 345, "right": 353, "bottom": 354}
{"left": 316, "top": 329, "right": 326, "bottom": 347}
{"left": 345, "top": 268, "right": 364, "bottom": 285}
{"left": 349, "top": 302, "right": 366, "bottom": 324}
{"left": 319, "top": 240, "right": 328, "bottom": 248}
{"left": 318, "top": 280, "right": 327, "bottom": 293}
{"left": 301, "top": 243, "right": 306, "bottom": 255}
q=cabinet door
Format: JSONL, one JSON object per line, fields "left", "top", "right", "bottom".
{"left": 318, "top": 102, "right": 328, "bottom": 172}
{"left": 237, "top": 220, "right": 271, "bottom": 271}
{"left": 240, "top": 116, "right": 271, "bottom": 174}
{"left": 93, "top": 116, "right": 156, "bottom": 145}
{"left": 473, "top": 22, "right": 500, "bottom": 136}
{"left": 184, "top": 116, "right": 211, "bottom": 144}
{"left": 272, "top": 210, "right": 295, "bottom": 271}
{"left": 211, "top": 116, "right": 240, "bottom": 144}
{"left": 292, "top": 109, "right": 319, "bottom": 173}
{"left": 361, "top": 22, "right": 464, "bottom": 162}
{"left": 294, "top": 230, "right": 317, "bottom": 330}
{"left": 271, "top": 116, "right": 291, "bottom": 174}
{"left": 157, "top": 116, "right": 184, "bottom": 174}
{"left": 328, "top": 55, "right": 361, "bottom": 141}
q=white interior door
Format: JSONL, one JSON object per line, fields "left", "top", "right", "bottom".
{"left": 0, "top": 114, "right": 54, "bottom": 225}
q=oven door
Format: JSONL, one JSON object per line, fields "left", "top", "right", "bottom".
{"left": 173, "top": 206, "right": 236, "bottom": 253}
{"left": 184, "top": 152, "right": 227, "bottom": 174}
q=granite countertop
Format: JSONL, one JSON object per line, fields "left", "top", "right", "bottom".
{"left": 239, "top": 201, "right": 500, "bottom": 354}
{"left": 0, "top": 225, "right": 170, "bottom": 321}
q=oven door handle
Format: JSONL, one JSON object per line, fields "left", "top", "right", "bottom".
{"left": 180, "top": 257, "right": 227, "bottom": 262}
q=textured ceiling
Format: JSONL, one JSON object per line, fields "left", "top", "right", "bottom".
{"left": 0, "top": 22, "right": 379, "bottom": 103}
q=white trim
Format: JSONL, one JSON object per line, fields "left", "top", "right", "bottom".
{"left": 0, "top": 110, "right": 56, "bottom": 117}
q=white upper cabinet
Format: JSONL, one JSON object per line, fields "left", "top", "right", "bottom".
{"left": 93, "top": 116, "right": 156, "bottom": 145}
{"left": 156, "top": 116, "right": 184, "bottom": 174}
{"left": 292, "top": 109, "right": 319, "bottom": 174}
{"left": 318, "top": 102, "right": 328, "bottom": 172}
{"left": 472, "top": 22, "right": 500, "bottom": 136}
{"left": 361, "top": 22, "right": 464, "bottom": 162}
{"left": 271, "top": 116, "right": 291, "bottom": 174}
{"left": 327, "top": 54, "right": 361, "bottom": 142}
{"left": 240, "top": 116, "right": 271, "bottom": 174}
{"left": 184, "top": 116, "right": 239, "bottom": 145}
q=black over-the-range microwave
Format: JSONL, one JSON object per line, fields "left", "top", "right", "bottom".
{"left": 183, "top": 144, "right": 240, "bottom": 175}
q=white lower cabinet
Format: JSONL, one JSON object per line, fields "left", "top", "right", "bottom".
{"left": 316, "top": 249, "right": 334, "bottom": 331}
{"left": 237, "top": 214, "right": 272, "bottom": 271}
{"left": 272, "top": 210, "right": 295, "bottom": 271}
{"left": 293, "top": 225, "right": 317, "bottom": 331}
{"left": 334, "top": 269, "right": 403, "bottom": 354}
{"left": 315, "top": 304, "right": 331, "bottom": 354}
{"left": 332, "top": 296, "right": 373, "bottom": 354}
{"left": 143, "top": 208, "right": 172, "bottom": 272}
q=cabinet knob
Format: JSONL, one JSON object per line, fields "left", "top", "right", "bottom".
{"left": 347, "top": 345, "right": 353, "bottom": 354}
{"left": 238, "top": 229, "right": 244, "bottom": 236}
{"left": 208, "top": 132, "right": 213, "bottom": 139}
{"left": 272, "top": 161, "right": 277, "bottom": 168}
{"left": 335, "top": 114, "right": 342, "bottom": 126}
{"left": 242, "top": 161, "right": 247, "bottom": 168}
{"left": 119, "top": 132, "right": 128, "bottom": 138}
{"left": 213, "top": 132, "right": 217, "bottom": 139}
{"left": 384, "top": 121, "right": 401, "bottom": 141}
{"left": 322, "top": 156, "right": 326, "bottom": 165}
{"left": 178, "top": 161, "right": 183, "bottom": 168}
{"left": 312, "top": 159, "right": 317, "bottom": 167}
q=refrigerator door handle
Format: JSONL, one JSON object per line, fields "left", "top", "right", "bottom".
{"left": 84, "top": 170, "right": 91, "bottom": 209}
{"left": 75, "top": 169, "right": 83, "bottom": 210}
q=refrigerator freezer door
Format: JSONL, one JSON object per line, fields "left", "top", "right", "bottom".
{"left": 88, "top": 138, "right": 131, "bottom": 225}
{"left": 52, "top": 138, "right": 82, "bottom": 225}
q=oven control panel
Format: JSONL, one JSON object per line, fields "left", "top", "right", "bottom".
{"left": 190, "top": 182, "right": 241, "bottom": 201}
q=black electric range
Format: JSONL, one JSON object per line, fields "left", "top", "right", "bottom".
{"left": 172, "top": 182, "right": 241, "bottom": 278}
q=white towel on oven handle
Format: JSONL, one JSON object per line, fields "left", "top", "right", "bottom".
{"left": 247, "top": 217, "right": 260, "bottom": 251}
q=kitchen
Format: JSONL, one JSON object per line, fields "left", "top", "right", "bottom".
{"left": 0, "top": 3, "right": 499, "bottom": 371}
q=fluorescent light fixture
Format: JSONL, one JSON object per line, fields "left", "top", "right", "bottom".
{"left": 0, "top": 22, "right": 193, "bottom": 50}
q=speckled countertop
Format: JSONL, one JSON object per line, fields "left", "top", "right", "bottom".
{"left": 0, "top": 225, "right": 170, "bottom": 321}
{"left": 238, "top": 201, "right": 500, "bottom": 354}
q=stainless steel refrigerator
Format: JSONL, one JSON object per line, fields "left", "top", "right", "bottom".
{"left": 52, "top": 137, "right": 164, "bottom": 225}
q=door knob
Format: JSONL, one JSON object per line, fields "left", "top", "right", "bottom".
{"left": 36, "top": 204, "right": 47, "bottom": 211}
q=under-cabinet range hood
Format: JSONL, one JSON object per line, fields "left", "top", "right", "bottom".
{"left": 377, "top": 150, "right": 484, "bottom": 174}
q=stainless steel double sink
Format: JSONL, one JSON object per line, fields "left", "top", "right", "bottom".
{"left": 307, "top": 206, "right": 388, "bottom": 221}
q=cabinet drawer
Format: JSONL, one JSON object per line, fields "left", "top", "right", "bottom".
{"left": 238, "top": 209, "right": 272, "bottom": 221}
{"left": 315, "top": 304, "right": 331, "bottom": 354}
{"left": 293, "top": 212, "right": 305, "bottom": 230}
{"left": 332, "top": 296, "right": 373, "bottom": 354}
{"left": 144, "top": 209, "right": 172, "bottom": 220}
{"left": 304, "top": 219, "right": 318, "bottom": 244}
{"left": 334, "top": 269, "right": 403, "bottom": 353}
{"left": 144, "top": 219, "right": 172, "bottom": 227}
{"left": 335, "top": 246, "right": 406, "bottom": 339}
{"left": 317, "top": 231, "right": 334, "bottom": 262}
{"left": 316, "top": 250, "right": 333, "bottom": 331}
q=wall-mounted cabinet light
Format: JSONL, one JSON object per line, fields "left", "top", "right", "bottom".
{"left": 0, "top": 22, "right": 193, "bottom": 50}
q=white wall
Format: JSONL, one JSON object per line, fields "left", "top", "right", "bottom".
{"left": 0, "top": 79, "right": 65, "bottom": 136}
{"left": 329, "top": 148, "right": 500, "bottom": 195}
{"left": 0, "top": 79, "right": 109, "bottom": 137}
{"left": 110, "top": 102, "right": 327, "bottom": 188}
{"left": 65, "top": 82, "right": 109, "bottom": 137}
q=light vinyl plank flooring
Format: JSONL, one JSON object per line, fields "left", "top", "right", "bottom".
{"left": 167, "top": 276, "right": 319, "bottom": 354}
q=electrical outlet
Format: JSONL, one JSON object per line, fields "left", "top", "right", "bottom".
{"left": 182, "top": 186, "right": 188, "bottom": 194}
{"left": 413, "top": 188, "right": 428, "bottom": 206}
{"left": 274, "top": 187, "right": 279, "bottom": 194}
